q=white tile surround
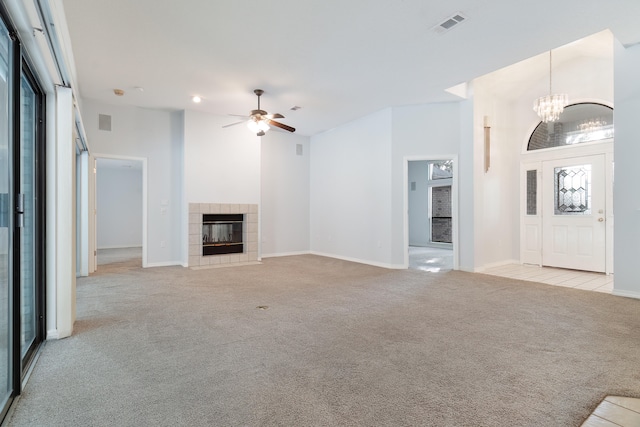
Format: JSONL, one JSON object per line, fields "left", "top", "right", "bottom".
{"left": 188, "top": 203, "right": 259, "bottom": 268}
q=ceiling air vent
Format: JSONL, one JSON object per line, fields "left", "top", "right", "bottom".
{"left": 433, "top": 12, "right": 467, "bottom": 34}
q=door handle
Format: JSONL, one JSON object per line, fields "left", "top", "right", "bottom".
{"left": 15, "top": 193, "right": 24, "bottom": 228}
{"left": 598, "top": 217, "right": 604, "bottom": 222}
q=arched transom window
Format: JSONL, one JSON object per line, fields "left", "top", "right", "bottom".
{"left": 527, "top": 103, "right": 613, "bottom": 151}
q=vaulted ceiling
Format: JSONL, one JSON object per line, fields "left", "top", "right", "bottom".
{"left": 61, "top": 0, "right": 640, "bottom": 136}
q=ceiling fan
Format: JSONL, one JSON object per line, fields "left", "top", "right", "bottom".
{"left": 223, "top": 89, "right": 296, "bottom": 136}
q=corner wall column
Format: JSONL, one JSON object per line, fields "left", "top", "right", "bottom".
{"left": 53, "top": 85, "right": 76, "bottom": 338}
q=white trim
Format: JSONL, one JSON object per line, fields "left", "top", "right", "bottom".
{"left": 145, "top": 261, "right": 184, "bottom": 268}
{"left": 92, "top": 153, "right": 148, "bottom": 268}
{"left": 261, "top": 250, "right": 312, "bottom": 258}
{"left": 522, "top": 139, "right": 613, "bottom": 161}
{"left": 46, "top": 329, "right": 59, "bottom": 340}
{"left": 97, "top": 245, "right": 143, "bottom": 250}
{"left": 612, "top": 289, "right": 640, "bottom": 300}
{"left": 403, "top": 155, "right": 459, "bottom": 270}
{"left": 310, "top": 251, "right": 405, "bottom": 270}
{"left": 77, "top": 151, "right": 89, "bottom": 277}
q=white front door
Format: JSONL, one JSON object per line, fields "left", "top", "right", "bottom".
{"left": 541, "top": 154, "right": 606, "bottom": 272}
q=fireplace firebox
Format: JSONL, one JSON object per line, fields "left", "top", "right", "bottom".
{"left": 202, "top": 214, "right": 244, "bottom": 256}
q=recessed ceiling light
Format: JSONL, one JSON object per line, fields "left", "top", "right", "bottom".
{"left": 192, "top": 96, "right": 202, "bottom": 103}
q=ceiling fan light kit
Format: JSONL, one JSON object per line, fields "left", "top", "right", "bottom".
{"left": 223, "top": 89, "right": 296, "bottom": 136}
{"left": 247, "top": 117, "right": 270, "bottom": 133}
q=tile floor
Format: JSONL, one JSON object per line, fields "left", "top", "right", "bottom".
{"left": 581, "top": 396, "right": 640, "bottom": 427}
{"left": 409, "top": 246, "right": 453, "bottom": 272}
{"left": 409, "top": 246, "right": 613, "bottom": 294}
{"left": 482, "top": 263, "right": 613, "bottom": 294}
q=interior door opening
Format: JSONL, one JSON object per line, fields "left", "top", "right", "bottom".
{"left": 406, "top": 158, "right": 457, "bottom": 272}
{"left": 94, "top": 156, "right": 146, "bottom": 269}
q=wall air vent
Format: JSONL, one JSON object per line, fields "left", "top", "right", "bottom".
{"left": 98, "top": 114, "right": 112, "bottom": 131}
{"left": 433, "top": 12, "right": 467, "bottom": 34}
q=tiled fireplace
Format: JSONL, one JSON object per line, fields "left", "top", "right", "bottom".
{"left": 189, "top": 203, "right": 258, "bottom": 268}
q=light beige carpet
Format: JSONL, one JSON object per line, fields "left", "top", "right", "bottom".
{"left": 7, "top": 255, "right": 640, "bottom": 426}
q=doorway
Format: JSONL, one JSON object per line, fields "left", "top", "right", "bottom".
{"left": 520, "top": 104, "right": 613, "bottom": 274}
{"left": 92, "top": 155, "right": 147, "bottom": 269}
{"left": 405, "top": 157, "right": 458, "bottom": 271}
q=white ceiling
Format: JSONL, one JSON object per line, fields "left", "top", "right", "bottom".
{"left": 60, "top": 0, "right": 640, "bottom": 136}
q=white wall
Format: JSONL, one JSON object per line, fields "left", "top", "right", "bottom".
{"left": 81, "top": 99, "right": 183, "bottom": 266}
{"left": 458, "top": 99, "right": 476, "bottom": 271}
{"left": 408, "top": 161, "right": 429, "bottom": 246}
{"left": 96, "top": 165, "right": 142, "bottom": 249}
{"left": 183, "top": 110, "right": 261, "bottom": 204}
{"left": 613, "top": 41, "right": 640, "bottom": 298}
{"left": 471, "top": 81, "right": 519, "bottom": 269}
{"left": 310, "top": 108, "right": 394, "bottom": 267}
{"left": 391, "top": 102, "right": 463, "bottom": 267}
{"left": 309, "top": 103, "right": 464, "bottom": 269}
{"left": 261, "top": 131, "right": 310, "bottom": 257}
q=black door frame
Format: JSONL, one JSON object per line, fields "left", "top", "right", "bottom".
{"left": 0, "top": 4, "right": 47, "bottom": 422}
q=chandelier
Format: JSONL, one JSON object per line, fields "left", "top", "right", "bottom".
{"left": 578, "top": 118, "right": 606, "bottom": 133}
{"left": 533, "top": 50, "right": 568, "bottom": 122}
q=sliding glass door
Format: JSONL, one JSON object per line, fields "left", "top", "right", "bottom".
{"left": 0, "top": 17, "right": 13, "bottom": 416}
{"left": 0, "top": 10, "right": 46, "bottom": 421}
{"left": 19, "top": 73, "right": 38, "bottom": 362}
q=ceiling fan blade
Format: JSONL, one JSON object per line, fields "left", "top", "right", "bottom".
{"left": 264, "top": 113, "right": 284, "bottom": 119}
{"left": 266, "top": 119, "right": 295, "bottom": 133}
{"left": 222, "top": 120, "right": 246, "bottom": 128}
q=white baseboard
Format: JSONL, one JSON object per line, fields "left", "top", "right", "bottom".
{"left": 310, "top": 251, "right": 405, "bottom": 270}
{"left": 46, "top": 329, "right": 59, "bottom": 340}
{"left": 145, "top": 261, "right": 183, "bottom": 268}
{"left": 612, "top": 289, "right": 640, "bottom": 300}
{"left": 97, "top": 245, "right": 143, "bottom": 250}
{"left": 261, "top": 250, "right": 311, "bottom": 258}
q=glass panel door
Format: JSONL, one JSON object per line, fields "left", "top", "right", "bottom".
{"left": 0, "top": 18, "right": 13, "bottom": 413}
{"left": 19, "top": 74, "right": 36, "bottom": 360}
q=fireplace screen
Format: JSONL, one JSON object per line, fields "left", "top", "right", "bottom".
{"left": 202, "top": 214, "right": 244, "bottom": 255}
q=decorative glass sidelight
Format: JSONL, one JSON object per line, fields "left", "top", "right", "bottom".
{"left": 554, "top": 164, "right": 591, "bottom": 215}
{"left": 526, "top": 170, "right": 537, "bottom": 215}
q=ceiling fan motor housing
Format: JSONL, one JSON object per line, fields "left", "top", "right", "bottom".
{"left": 250, "top": 109, "right": 268, "bottom": 117}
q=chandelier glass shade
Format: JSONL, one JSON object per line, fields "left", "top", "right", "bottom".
{"left": 247, "top": 118, "right": 270, "bottom": 134}
{"left": 533, "top": 93, "right": 569, "bottom": 123}
{"left": 533, "top": 50, "right": 568, "bottom": 123}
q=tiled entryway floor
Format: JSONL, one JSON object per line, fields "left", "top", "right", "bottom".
{"left": 482, "top": 263, "right": 613, "bottom": 294}
{"left": 409, "top": 246, "right": 453, "bottom": 272}
{"left": 581, "top": 396, "right": 640, "bottom": 426}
